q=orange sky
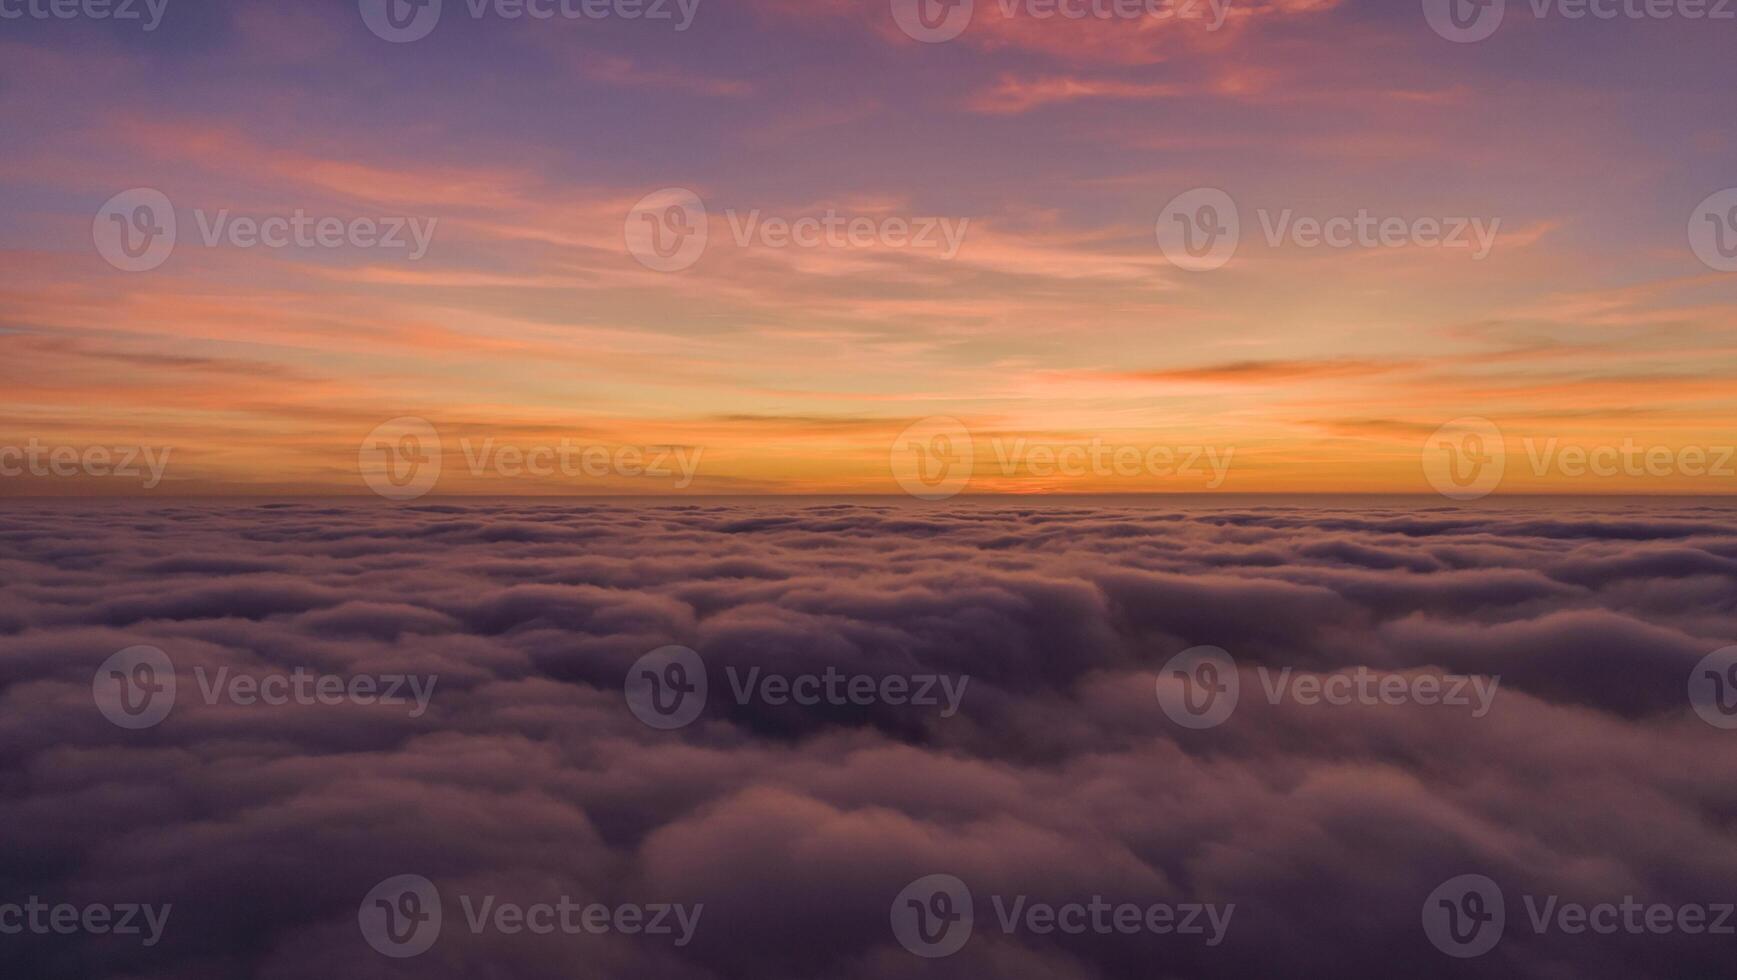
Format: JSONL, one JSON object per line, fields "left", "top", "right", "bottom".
{"left": 3, "top": 0, "right": 1737, "bottom": 496}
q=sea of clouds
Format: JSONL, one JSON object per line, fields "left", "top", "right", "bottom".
{"left": 0, "top": 497, "right": 1734, "bottom": 977}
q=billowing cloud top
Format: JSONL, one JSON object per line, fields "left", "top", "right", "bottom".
{"left": 1, "top": 498, "right": 1734, "bottom": 976}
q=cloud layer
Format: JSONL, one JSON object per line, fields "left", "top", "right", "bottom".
{"left": 0, "top": 498, "right": 1734, "bottom": 977}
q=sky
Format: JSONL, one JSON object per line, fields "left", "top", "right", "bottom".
{"left": 3, "top": 0, "right": 1737, "bottom": 494}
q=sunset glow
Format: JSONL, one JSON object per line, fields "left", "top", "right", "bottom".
{"left": 6, "top": 0, "right": 1736, "bottom": 495}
